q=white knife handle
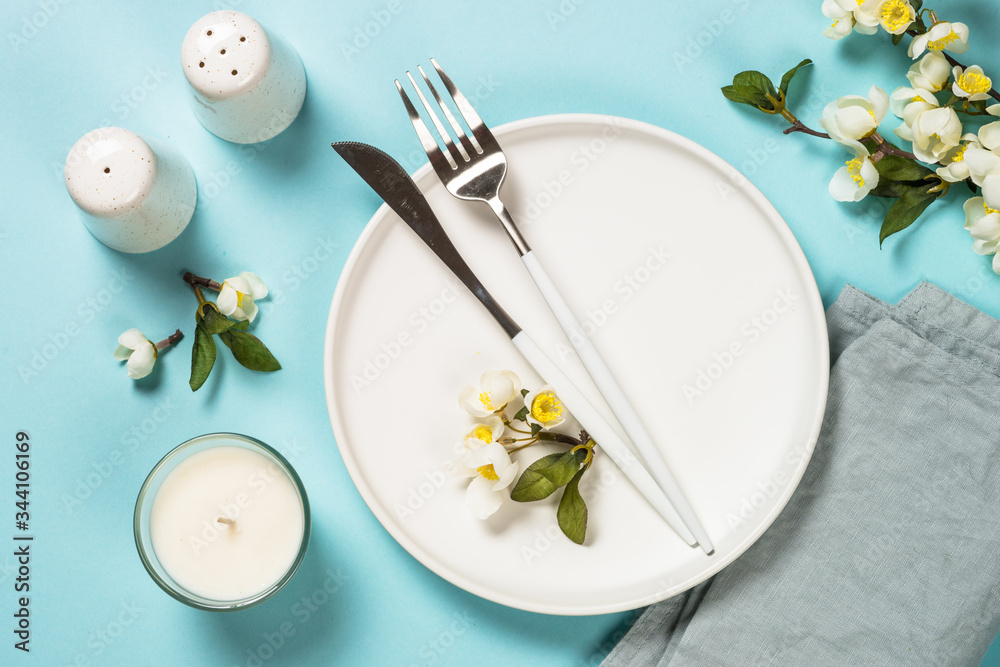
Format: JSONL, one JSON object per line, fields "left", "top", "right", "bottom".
{"left": 520, "top": 251, "right": 714, "bottom": 554}
{"left": 511, "top": 330, "right": 697, "bottom": 546}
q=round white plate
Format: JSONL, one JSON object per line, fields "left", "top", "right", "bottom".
{"left": 324, "top": 114, "right": 829, "bottom": 615}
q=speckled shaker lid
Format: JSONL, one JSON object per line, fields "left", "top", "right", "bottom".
{"left": 181, "top": 11, "right": 271, "bottom": 101}
{"left": 64, "top": 127, "right": 157, "bottom": 219}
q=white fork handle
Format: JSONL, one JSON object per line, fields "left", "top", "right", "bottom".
{"left": 511, "top": 330, "right": 697, "bottom": 546}
{"left": 520, "top": 251, "right": 714, "bottom": 554}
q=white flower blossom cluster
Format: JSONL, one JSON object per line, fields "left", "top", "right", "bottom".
{"left": 451, "top": 371, "right": 566, "bottom": 519}
{"left": 820, "top": 3, "right": 1000, "bottom": 271}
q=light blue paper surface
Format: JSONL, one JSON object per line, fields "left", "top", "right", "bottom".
{"left": 1, "top": 1, "right": 998, "bottom": 665}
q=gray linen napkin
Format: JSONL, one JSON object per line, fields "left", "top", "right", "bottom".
{"left": 602, "top": 282, "right": 1000, "bottom": 667}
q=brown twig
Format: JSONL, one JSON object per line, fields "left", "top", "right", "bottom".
{"left": 155, "top": 329, "right": 183, "bottom": 350}
{"left": 183, "top": 272, "right": 222, "bottom": 291}
{"left": 783, "top": 120, "right": 830, "bottom": 138}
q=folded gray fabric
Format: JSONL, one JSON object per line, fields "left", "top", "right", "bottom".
{"left": 602, "top": 282, "right": 1000, "bottom": 667}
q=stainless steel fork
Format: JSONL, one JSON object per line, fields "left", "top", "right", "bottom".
{"left": 396, "top": 59, "right": 713, "bottom": 555}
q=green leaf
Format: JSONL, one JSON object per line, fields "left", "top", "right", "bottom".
{"left": 912, "top": 0, "right": 923, "bottom": 12}
{"left": 200, "top": 305, "right": 238, "bottom": 335}
{"left": 510, "top": 451, "right": 581, "bottom": 502}
{"left": 721, "top": 85, "right": 756, "bottom": 107}
{"left": 218, "top": 329, "right": 281, "bottom": 372}
{"left": 779, "top": 58, "right": 812, "bottom": 95}
{"left": 512, "top": 406, "right": 529, "bottom": 422}
{"left": 189, "top": 321, "right": 217, "bottom": 391}
{"left": 530, "top": 422, "right": 542, "bottom": 436}
{"left": 892, "top": 32, "right": 904, "bottom": 46}
{"left": 879, "top": 185, "right": 940, "bottom": 246}
{"left": 725, "top": 70, "right": 779, "bottom": 110}
{"left": 874, "top": 154, "right": 934, "bottom": 182}
{"left": 870, "top": 179, "right": 919, "bottom": 198}
{"left": 557, "top": 468, "right": 588, "bottom": 545}
{"left": 232, "top": 320, "right": 250, "bottom": 331}
{"left": 520, "top": 388, "right": 529, "bottom": 398}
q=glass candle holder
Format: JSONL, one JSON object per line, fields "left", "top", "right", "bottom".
{"left": 134, "top": 433, "right": 310, "bottom": 611}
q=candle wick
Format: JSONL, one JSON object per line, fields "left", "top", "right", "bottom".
{"left": 217, "top": 516, "right": 236, "bottom": 527}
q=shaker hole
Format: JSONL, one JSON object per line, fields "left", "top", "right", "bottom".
{"left": 104, "top": 167, "right": 110, "bottom": 174}
{"left": 206, "top": 30, "right": 213, "bottom": 36}
{"left": 240, "top": 36, "right": 246, "bottom": 42}
{"left": 231, "top": 69, "right": 238, "bottom": 75}
{"left": 199, "top": 61, "right": 205, "bottom": 68}
{"left": 220, "top": 48, "right": 226, "bottom": 55}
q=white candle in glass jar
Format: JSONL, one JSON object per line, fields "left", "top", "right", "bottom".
{"left": 137, "top": 435, "right": 308, "bottom": 608}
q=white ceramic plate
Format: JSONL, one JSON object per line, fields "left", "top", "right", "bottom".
{"left": 324, "top": 114, "right": 829, "bottom": 615}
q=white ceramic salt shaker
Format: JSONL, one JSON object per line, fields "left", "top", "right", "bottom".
{"left": 64, "top": 127, "right": 197, "bottom": 253}
{"left": 181, "top": 11, "right": 306, "bottom": 144}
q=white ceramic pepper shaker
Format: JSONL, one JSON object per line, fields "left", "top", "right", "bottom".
{"left": 64, "top": 127, "right": 197, "bottom": 253}
{"left": 181, "top": 11, "right": 306, "bottom": 144}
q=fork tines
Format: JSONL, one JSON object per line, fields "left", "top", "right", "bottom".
{"left": 395, "top": 58, "right": 495, "bottom": 171}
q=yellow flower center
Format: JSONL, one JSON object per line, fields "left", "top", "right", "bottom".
{"left": 478, "top": 392, "right": 495, "bottom": 411}
{"left": 846, "top": 158, "right": 866, "bottom": 186}
{"left": 950, "top": 145, "right": 969, "bottom": 163}
{"left": 957, "top": 70, "right": 992, "bottom": 96}
{"left": 530, "top": 392, "right": 563, "bottom": 423}
{"left": 477, "top": 464, "right": 499, "bottom": 481}
{"left": 986, "top": 202, "right": 1000, "bottom": 216}
{"left": 472, "top": 425, "right": 493, "bottom": 443}
{"left": 880, "top": 0, "right": 911, "bottom": 32}
{"left": 928, "top": 30, "right": 959, "bottom": 52}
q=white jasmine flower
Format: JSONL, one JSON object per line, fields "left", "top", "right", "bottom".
{"left": 952, "top": 65, "right": 994, "bottom": 101}
{"left": 909, "top": 21, "right": 969, "bottom": 59}
{"left": 820, "top": 86, "right": 890, "bottom": 142}
{"left": 822, "top": 0, "right": 856, "bottom": 39}
{"left": 462, "top": 415, "right": 506, "bottom": 450}
{"left": 878, "top": 0, "right": 915, "bottom": 35}
{"left": 829, "top": 139, "right": 880, "bottom": 202}
{"left": 113, "top": 328, "right": 157, "bottom": 379}
{"left": 217, "top": 272, "right": 268, "bottom": 323}
{"left": 910, "top": 106, "right": 963, "bottom": 164}
{"left": 890, "top": 87, "right": 939, "bottom": 143}
{"left": 936, "top": 134, "right": 983, "bottom": 183}
{"left": 458, "top": 370, "right": 522, "bottom": 418}
{"left": 964, "top": 148, "right": 1000, "bottom": 210}
{"left": 850, "top": 0, "right": 884, "bottom": 34}
{"left": 963, "top": 197, "right": 1000, "bottom": 272}
{"left": 459, "top": 442, "right": 519, "bottom": 519}
{"left": 523, "top": 385, "right": 566, "bottom": 430}
{"left": 906, "top": 53, "right": 951, "bottom": 92}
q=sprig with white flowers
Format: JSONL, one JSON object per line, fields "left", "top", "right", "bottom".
{"left": 723, "top": 1, "right": 1000, "bottom": 267}
{"left": 450, "top": 370, "right": 596, "bottom": 545}
{"left": 183, "top": 271, "right": 280, "bottom": 391}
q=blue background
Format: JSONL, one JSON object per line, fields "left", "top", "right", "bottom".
{"left": 2, "top": 0, "right": 999, "bottom": 665}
